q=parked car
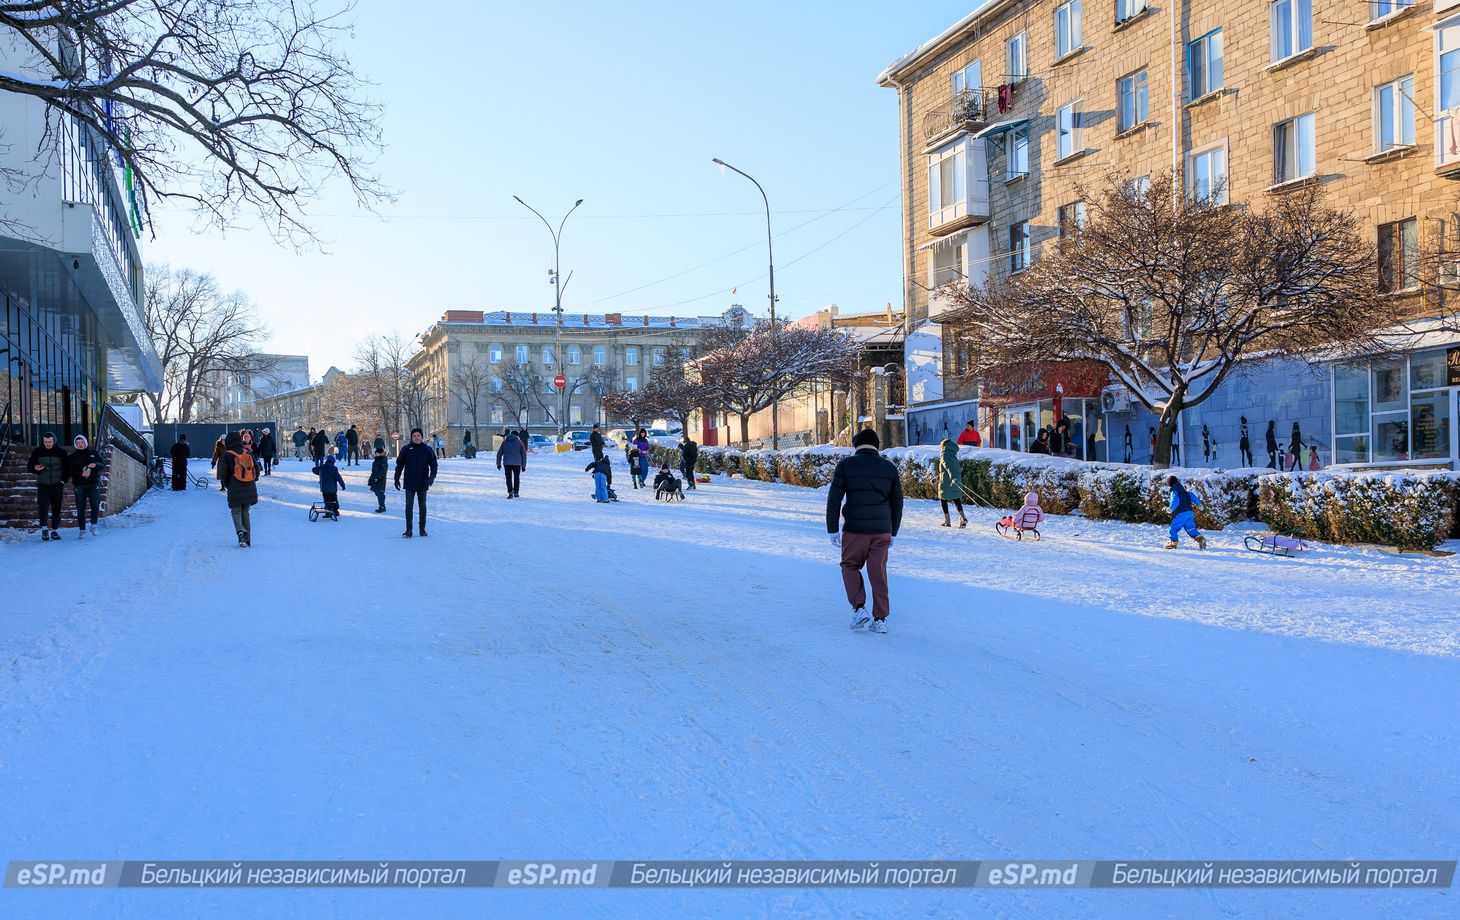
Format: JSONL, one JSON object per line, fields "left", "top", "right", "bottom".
{"left": 526, "top": 434, "right": 554, "bottom": 451}
{"left": 608, "top": 427, "right": 682, "bottom": 449}
{"left": 565, "top": 431, "right": 595, "bottom": 450}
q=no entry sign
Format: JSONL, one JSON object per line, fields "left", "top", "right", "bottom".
{"left": 553, "top": 375, "right": 567, "bottom": 389}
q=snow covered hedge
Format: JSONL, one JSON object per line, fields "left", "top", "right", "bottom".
{"left": 653, "top": 443, "right": 1459, "bottom": 547}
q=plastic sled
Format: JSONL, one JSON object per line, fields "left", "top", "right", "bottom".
{"left": 308, "top": 503, "right": 339, "bottom": 522}
{"left": 1243, "top": 533, "right": 1307, "bottom": 557}
{"left": 995, "top": 516, "right": 1040, "bottom": 541}
{"left": 695, "top": 476, "right": 711, "bottom": 484}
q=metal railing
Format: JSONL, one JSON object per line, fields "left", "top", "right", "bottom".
{"left": 0, "top": 400, "right": 13, "bottom": 470}
{"left": 923, "top": 88, "right": 991, "bottom": 142}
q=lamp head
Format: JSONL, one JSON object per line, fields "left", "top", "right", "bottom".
{"left": 574, "top": 198, "right": 583, "bottom": 207}
{"left": 512, "top": 195, "right": 525, "bottom": 205}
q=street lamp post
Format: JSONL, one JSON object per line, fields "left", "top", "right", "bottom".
{"left": 513, "top": 195, "right": 583, "bottom": 440}
{"left": 711, "top": 158, "right": 779, "bottom": 450}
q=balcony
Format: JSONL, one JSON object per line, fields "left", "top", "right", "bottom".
{"left": 922, "top": 88, "right": 991, "bottom": 148}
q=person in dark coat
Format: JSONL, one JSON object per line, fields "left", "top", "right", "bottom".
{"left": 367, "top": 446, "right": 389, "bottom": 512}
{"left": 589, "top": 423, "right": 606, "bottom": 461}
{"left": 345, "top": 425, "right": 361, "bottom": 466}
{"left": 310, "top": 427, "right": 329, "bottom": 464}
{"left": 1028, "top": 429, "right": 1052, "bottom": 454}
{"left": 66, "top": 435, "right": 104, "bottom": 536}
{"left": 27, "top": 432, "right": 68, "bottom": 541}
{"left": 256, "top": 427, "right": 277, "bottom": 475}
{"left": 825, "top": 428, "right": 903, "bottom": 633}
{"left": 211, "top": 434, "right": 228, "bottom": 481}
{"left": 633, "top": 429, "right": 652, "bottom": 483}
{"left": 496, "top": 430, "right": 527, "bottom": 498}
{"left": 170, "top": 434, "right": 192, "bottom": 490}
{"left": 1049, "top": 421, "right": 1066, "bottom": 456}
{"left": 292, "top": 426, "right": 308, "bottom": 460}
{"left": 219, "top": 431, "right": 259, "bottom": 546}
{"left": 312, "top": 453, "right": 346, "bottom": 518}
{"left": 679, "top": 434, "right": 699, "bottom": 490}
{"left": 374, "top": 434, "right": 386, "bottom": 453}
{"left": 394, "top": 427, "right": 438, "bottom": 537}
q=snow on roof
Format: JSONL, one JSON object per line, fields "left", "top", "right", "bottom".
{"left": 438, "top": 311, "right": 723, "bottom": 330}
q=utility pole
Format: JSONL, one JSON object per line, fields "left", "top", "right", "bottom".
{"left": 712, "top": 158, "right": 779, "bottom": 449}
{"left": 513, "top": 195, "right": 583, "bottom": 439}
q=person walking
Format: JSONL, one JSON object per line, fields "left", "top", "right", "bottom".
{"left": 346, "top": 425, "right": 360, "bottom": 466}
{"left": 679, "top": 433, "right": 698, "bottom": 490}
{"left": 937, "top": 437, "right": 967, "bottom": 528}
{"left": 293, "top": 426, "right": 308, "bottom": 461}
{"left": 170, "top": 434, "right": 192, "bottom": 491}
{"left": 367, "top": 445, "right": 389, "bottom": 512}
{"left": 955, "top": 420, "right": 982, "bottom": 447}
{"left": 219, "top": 431, "right": 259, "bottom": 547}
{"left": 333, "top": 429, "right": 348, "bottom": 460}
{"left": 395, "top": 428, "right": 438, "bottom": 537}
{"left": 257, "top": 427, "right": 277, "bottom": 475}
{"left": 826, "top": 429, "right": 903, "bottom": 634}
{"left": 1165, "top": 475, "right": 1207, "bottom": 550}
{"left": 240, "top": 428, "right": 256, "bottom": 459}
{"left": 311, "top": 427, "right": 329, "bottom": 464}
{"left": 210, "top": 433, "right": 228, "bottom": 483}
{"left": 625, "top": 440, "right": 642, "bottom": 490}
{"left": 66, "top": 434, "right": 104, "bottom": 537}
{"left": 433, "top": 433, "right": 446, "bottom": 455}
{"left": 589, "top": 423, "right": 606, "bottom": 461}
{"left": 496, "top": 429, "right": 526, "bottom": 498}
{"left": 373, "top": 433, "right": 386, "bottom": 454}
{"left": 312, "top": 452, "right": 346, "bottom": 519}
{"left": 633, "top": 429, "right": 651, "bottom": 483}
{"left": 27, "top": 432, "right": 68, "bottom": 541}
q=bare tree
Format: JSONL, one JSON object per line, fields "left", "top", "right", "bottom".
{"left": 0, "top": 0, "right": 386, "bottom": 238}
{"left": 499, "top": 365, "right": 547, "bottom": 430}
{"left": 450, "top": 356, "right": 490, "bottom": 447}
{"left": 574, "top": 365, "right": 617, "bottom": 426}
{"left": 943, "top": 173, "right": 1403, "bottom": 467}
{"left": 142, "top": 263, "right": 266, "bottom": 423}
{"left": 349, "top": 332, "right": 420, "bottom": 437}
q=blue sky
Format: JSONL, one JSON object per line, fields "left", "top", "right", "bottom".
{"left": 147, "top": 0, "right": 975, "bottom": 374}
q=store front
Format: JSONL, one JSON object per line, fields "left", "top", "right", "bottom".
{"left": 1333, "top": 346, "right": 1460, "bottom": 468}
{"left": 983, "top": 361, "right": 1109, "bottom": 459}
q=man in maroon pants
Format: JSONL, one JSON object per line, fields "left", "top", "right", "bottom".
{"left": 825, "top": 428, "right": 904, "bottom": 634}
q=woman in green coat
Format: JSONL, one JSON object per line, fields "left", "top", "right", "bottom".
{"left": 937, "top": 438, "right": 967, "bottom": 528}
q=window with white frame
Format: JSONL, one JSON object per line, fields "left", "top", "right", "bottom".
{"left": 593, "top": 345, "right": 606, "bottom": 366}
{"left": 1055, "top": 1, "right": 1082, "bottom": 58}
{"left": 1006, "top": 32, "right": 1027, "bottom": 80}
{"left": 1130, "top": 174, "right": 1152, "bottom": 197}
{"left": 542, "top": 345, "right": 555, "bottom": 366}
{"left": 1009, "top": 221, "right": 1032, "bottom": 273}
{"left": 1058, "top": 201, "right": 1087, "bottom": 238}
{"left": 932, "top": 241, "right": 964, "bottom": 288}
{"left": 1378, "top": 218, "right": 1419, "bottom": 293}
{"left": 1441, "top": 20, "right": 1460, "bottom": 167}
{"left": 951, "top": 60, "right": 981, "bottom": 97}
{"left": 1333, "top": 353, "right": 1451, "bottom": 465}
{"left": 625, "top": 346, "right": 639, "bottom": 366}
{"left": 489, "top": 343, "right": 503, "bottom": 363}
{"left": 514, "top": 344, "right": 529, "bottom": 365}
{"left": 1116, "top": 0, "right": 1148, "bottom": 22}
{"left": 542, "top": 376, "right": 556, "bottom": 395}
{"left": 1187, "top": 144, "right": 1227, "bottom": 203}
{"left": 567, "top": 344, "right": 582, "bottom": 365}
{"left": 1117, "top": 70, "right": 1149, "bottom": 131}
{"left": 490, "top": 375, "right": 502, "bottom": 393}
{"left": 570, "top": 403, "right": 583, "bottom": 425}
{"left": 1269, "top": 0, "right": 1312, "bottom": 62}
{"left": 491, "top": 405, "right": 503, "bottom": 425}
{"left": 1005, "top": 126, "right": 1030, "bottom": 179}
{"left": 1376, "top": 77, "right": 1416, "bottom": 152}
{"left": 1369, "top": 0, "right": 1413, "bottom": 21}
{"left": 1273, "top": 113, "right": 1315, "bottom": 184}
{"left": 927, "top": 141, "right": 968, "bottom": 225}
{"left": 652, "top": 347, "right": 666, "bottom": 366}
{"left": 1187, "top": 29, "right": 1224, "bottom": 99}
{"left": 626, "top": 376, "right": 638, "bottom": 392}
{"left": 1056, "top": 102, "right": 1082, "bottom": 159}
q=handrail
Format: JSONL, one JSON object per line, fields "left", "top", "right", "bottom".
{"left": 0, "top": 400, "right": 13, "bottom": 470}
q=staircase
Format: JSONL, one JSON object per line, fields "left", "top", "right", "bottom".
{"left": 0, "top": 454, "right": 114, "bottom": 531}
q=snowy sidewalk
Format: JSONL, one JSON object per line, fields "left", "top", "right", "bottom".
{"left": 1, "top": 452, "right": 1456, "bottom": 919}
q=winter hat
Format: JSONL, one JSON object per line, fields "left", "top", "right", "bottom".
{"left": 852, "top": 428, "right": 880, "bottom": 450}
{"left": 1024, "top": 491, "right": 1040, "bottom": 506}
{"left": 411, "top": 428, "right": 423, "bottom": 436}
{"left": 73, "top": 435, "right": 88, "bottom": 448}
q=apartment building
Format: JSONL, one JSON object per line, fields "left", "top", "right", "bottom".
{"left": 195, "top": 354, "right": 311, "bottom": 422}
{"left": 882, "top": 0, "right": 1460, "bottom": 468}
{"left": 409, "top": 308, "right": 744, "bottom": 448}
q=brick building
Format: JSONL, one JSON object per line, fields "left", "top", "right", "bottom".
{"left": 882, "top": 0, "right": 1460, "bottom": 469}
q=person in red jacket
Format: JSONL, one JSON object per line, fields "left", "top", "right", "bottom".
{"left": 955, "top": 420, "right": 982, "bottom": 447}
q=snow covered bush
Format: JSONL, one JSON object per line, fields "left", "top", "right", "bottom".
{"left": 1258, "top": 472, "right": 1457, "bottom": 549}
{"left": 1078, "top": 469, "right": 1152, "bottom": 522}
{"left": 1078, "top": 466, "right": 1258, "bottom": 528}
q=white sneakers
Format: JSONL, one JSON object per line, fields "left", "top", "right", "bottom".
{"left": 869, "top": 618, "right": 888, "bottom": 635}
{"left": 849, "top": 608, "right": 870, "bottom": 631}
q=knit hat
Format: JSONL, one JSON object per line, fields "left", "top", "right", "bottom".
{"left": 852, "top": 428, "right": 880, "bottom": 450}
{"left": 1024, "top": 491, "right": 1040, "bottom": 506}
{"left": 411, "top": 428, "right": 423, "bottom": 436}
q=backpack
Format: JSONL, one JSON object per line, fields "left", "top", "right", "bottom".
{"left": 229, "top": 450, "right": 257, "bottom": 483}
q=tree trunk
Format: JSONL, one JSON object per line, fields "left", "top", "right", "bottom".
{"left": 1151, "top": 396, "right": 1185, "bottom": 469}
{"left": 738, "top": 413, "right": 750, "bottom": 450}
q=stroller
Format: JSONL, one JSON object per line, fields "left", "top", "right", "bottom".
{"left": 995, "top": 505, "right": 1042, "bottom": 541}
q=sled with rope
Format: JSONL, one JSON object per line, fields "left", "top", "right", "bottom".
{"left": 1243, "top": 532, "right": 1308, "bottom": 557}
{"left": 995, "top": 507, "right": 1042, "bottom": 541}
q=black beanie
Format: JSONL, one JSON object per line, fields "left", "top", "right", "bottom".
{"left": 852, "top": 428, "right": 880, "bottom": 449}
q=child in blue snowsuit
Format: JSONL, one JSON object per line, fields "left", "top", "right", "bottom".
{"left": 313, "top": 454, "right": 346, "bottom": 518}
{"left": 1165, "top": 475, "right": 1206, "bottom": 549}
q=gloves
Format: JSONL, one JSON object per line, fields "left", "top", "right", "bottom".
{"left": 829, "top": 533, "right": 842, "bottom": 548}
{"left": 394, "top": 482, "right": 401, "bottom": 491}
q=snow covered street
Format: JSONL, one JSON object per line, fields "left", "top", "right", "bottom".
{"left": 1, "top": 451, "right": 1457, "bottom": 918}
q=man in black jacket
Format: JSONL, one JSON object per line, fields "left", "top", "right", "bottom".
{"left": 66, "top": 435, "right": 105, "bottom": 536}
{"left": 170, "top": 434, "right": 191, "bottom": 490}
{"left": 256, "top": 427, "right": 277, "bottom": 475}
{"left": 395, "top": 427, "right": 438, "bottom": 537}
{"left": 678, "top": 434, "right": 698, "bottom": 490}
{"left": 346, "top": 424, "right": 360, "bottom": 466}
{"left": 825, "top": 428, "right": 903, "bottom": 634}
{"left": 292, "top": 426, "right": 308, "bottom": 461}
{"left": 589, "top": 423, "right": 605, "bottom": 461}
{"left": 310, "top": 427, "right": 329, "bottom": 464}
{"left": 27, "top": 432, "right": 68, "bottom": 541}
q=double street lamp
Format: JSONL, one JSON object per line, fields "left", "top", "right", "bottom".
{"left": 712, "top": 158, "right": 779, "bottom": 450}
{"left": 513, "top": 195, "right": 583, "bottom": 439}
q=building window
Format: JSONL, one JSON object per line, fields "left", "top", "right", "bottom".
{"left": 932, "top": 242, "right": 964, "bottom": 288}
{"left": 1009, "top": 221, "right": 1032, "bottom": 273}
{"left": 1006, "top": 32, "right": 1026, "bottom": 81}
{"left": 1006, "top": 126, "right": 1029, "bottom": 179}
{"left": 951, "top": 60, "right": 981, "bottom": 96}
{"left": 1187, "top": 144, "right": 1228, "bottom": 203}
{"left": 1055, "top": 0, "right": 1082, "bottom": 58}
{"left": 1117, "top": 0, "right": 1148, "bottom": 23}
{"left": 1270, "top": 0, "right": 1312, "bottom": 63}
{"left": 1058, "top": 202, "right": 1087, "bottom": 239}
{"left": 625, "top": 346, "right": 639, "bottom": 366}
{"left": 593, "top": 345, "right": 606, "bottom": 366}
{"left": 542, "top": 345, "right": 555, "bottom": 366}
{"left": 567, "top": 344, "right": 582, "bottom": 365}
{"left": 1056, "top": 102, "right": 1081, "bottom": 159}
{"left": 1129, "top": 174, "right": 1152, "bottom": 197}
{"left": 1273, "top": 113, "right": 1315, "bottom": 184}
{"left": 679, "top": 347, "right": 691, "bottom": 362}
{"left": 490, "top": 376, "right": 502, "bottom": 393}
{"left": 489, "top": 343, "right": 503, "bottom": 363}
{"left": 1117, "top": 70, "right": 1149, "bottom": 131}
{"left": 1378, "top": 218, "right": 1419, "bottom": 293}
{"left": 626, "top": 376, "right": 638, "bottom": 392}
{"left": 542, "top": 377, "right": 556, "bottom": 395}
{"left": 1441, "top": 20, "right": 1460, "bottom": 166}
{"left": 927, "top": 141, "right": 969, "bottom": 227}
{"left": 652, "top": 347, "right": 665, "bottom": 366}
{"left": 491, "top": 405, "right": 504, "bottom": 425}
{"left": 570, "top": 403, "right": 583, "bottom": 425}
{"left": 514, "top": 344, "right": 529, "bottom": 365}
{"left": 1376, "top": 76, "right": 1416, "bottom": 152}
{"left": 1370, "top": 0, "right": 1413, "bottom": 21}
{"left": 1187, "top": 29, "right": 1224, "bottom": 99}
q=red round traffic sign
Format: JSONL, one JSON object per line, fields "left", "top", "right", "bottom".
{"left": 553, "top": 375, "right": 567, "bottom": 388}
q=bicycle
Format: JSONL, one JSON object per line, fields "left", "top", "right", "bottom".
{"left": 150, "top": 457, "right": 211, "bottom": 491}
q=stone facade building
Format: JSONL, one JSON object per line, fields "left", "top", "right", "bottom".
{"left": 882, "top": 0, "right": 1460, "bottom": 469}
{"left": 409, "top": 308, "right": 744, "bottom": 448}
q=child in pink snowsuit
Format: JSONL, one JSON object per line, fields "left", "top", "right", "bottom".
{"left": 1013, "top": 491, "right": 1044, "bottom": 532}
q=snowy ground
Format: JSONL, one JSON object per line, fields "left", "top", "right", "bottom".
{"left": 1, "top": 450, "right": 1456, "bottom": 919}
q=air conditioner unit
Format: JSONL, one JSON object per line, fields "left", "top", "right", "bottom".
{"left": 1101, "top": 385, "right": 1131, "bottom": 413}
